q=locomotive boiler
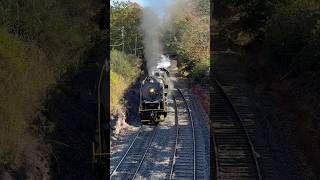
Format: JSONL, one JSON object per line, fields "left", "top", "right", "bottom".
{"left": 139, "top": 68, "right": 169, "bottom": 124}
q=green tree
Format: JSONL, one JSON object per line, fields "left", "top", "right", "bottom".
{"left": 111, "top": 1, "right": 143, "bottom": 55}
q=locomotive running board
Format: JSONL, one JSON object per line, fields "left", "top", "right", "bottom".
{"left": 141, "top": 119, "right": 150, "bottom": 122}
{"left": 140, "top": 119, "right": 164, "bottom": 123}
{"left": 139, "top": 109, "right": 165, "bottom": 112}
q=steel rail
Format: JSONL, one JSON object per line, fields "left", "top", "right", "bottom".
{"left": 169, "top": 96, "right": 179, "bottom": 180}
{"left": 190, "top": 93, "right": 213, "bottom": 180}
{"left": 131, "top": 125, "right": 158, "bottom": 179}
{"left": 109, "top": 126, "right": 143, "bottom": 176}
{"left": 214, "top": 78, "right": 263, "bottom": 180}
{"left": 211, "top": 82, "right": 221, "bottom": 180}
{"left": 177, "top": 88, "right": 196, "bottom": 180}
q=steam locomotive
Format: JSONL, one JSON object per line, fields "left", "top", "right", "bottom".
{"left": 139, "top": 68, "right": 169, "bottom": 124}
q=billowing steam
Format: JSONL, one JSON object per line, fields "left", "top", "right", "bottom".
{"left": 141, "top": 8, "right": 163, "bottom": 75}
{"left": 140, "top": 0, "right": 193, "bottom": 75}
{"left": 156, "top": 55, "right": 171, "bottom": 69}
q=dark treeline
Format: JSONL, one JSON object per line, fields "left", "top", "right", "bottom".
{"left": 214, "top": 0, "right": 320, "bottom": 77}
{"left": 0, "top": 0, "right": 105, "bottom": 177}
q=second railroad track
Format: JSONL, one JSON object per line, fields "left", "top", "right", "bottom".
{"left": 212, "top": 78, "right": 262, "bottom": 180}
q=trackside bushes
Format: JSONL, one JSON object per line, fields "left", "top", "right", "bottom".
{"left": 110, "top": 50, "right": 141, "bottom": 115}
{"left": 191, "top": 57, "right": 209, "bottom": 84}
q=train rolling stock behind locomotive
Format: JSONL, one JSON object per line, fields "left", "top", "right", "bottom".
{"left": 139, "top": 68, "right": 170, "bottom": 124}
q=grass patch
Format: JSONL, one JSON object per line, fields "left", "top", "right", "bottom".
{"left": 110, "top": 50, "right": 141, "bottom": 115}
{"left": 110, "top": 70, "right": 126, "bottom": 113}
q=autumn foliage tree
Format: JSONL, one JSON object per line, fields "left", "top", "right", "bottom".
{"left": 165, "top": 0, "right": 210, "bottom": 84}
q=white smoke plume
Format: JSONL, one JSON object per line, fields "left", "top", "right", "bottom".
{"left": 141, "top": 8, "right": 163, "bottom": 75}
{"left": 140, "top": 0, "right": 194, "bottom": 75}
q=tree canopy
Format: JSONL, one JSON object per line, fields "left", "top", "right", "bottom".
{"left": 111, "top": 1, "right": 143, "bottom": 55}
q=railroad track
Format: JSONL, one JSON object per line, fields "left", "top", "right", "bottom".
{"left": 212, "top": 78, "right": 262, "bottom": 180}
{"left": 169, "top": 88, "right": 196, "bottom": 180}
{"left": 110, "top": 88, "right": 198, "bottom": 179}
{"left": 110, "top": 125, "right": 158, "bottom": 179}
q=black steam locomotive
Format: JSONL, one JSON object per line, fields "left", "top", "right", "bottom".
{"left": 139, "top": 68, "right": 169, "bottom": 124}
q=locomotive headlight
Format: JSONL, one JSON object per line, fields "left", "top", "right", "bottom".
{"left": 149, "top": 88, "right": 155, "bottom": 94}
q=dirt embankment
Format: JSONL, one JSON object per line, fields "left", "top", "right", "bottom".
{"left": 191, "top": 84, "right": 209, "bottom": 116}
{"left": 110, "top": 72, "right": 145, "bottom": 136}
